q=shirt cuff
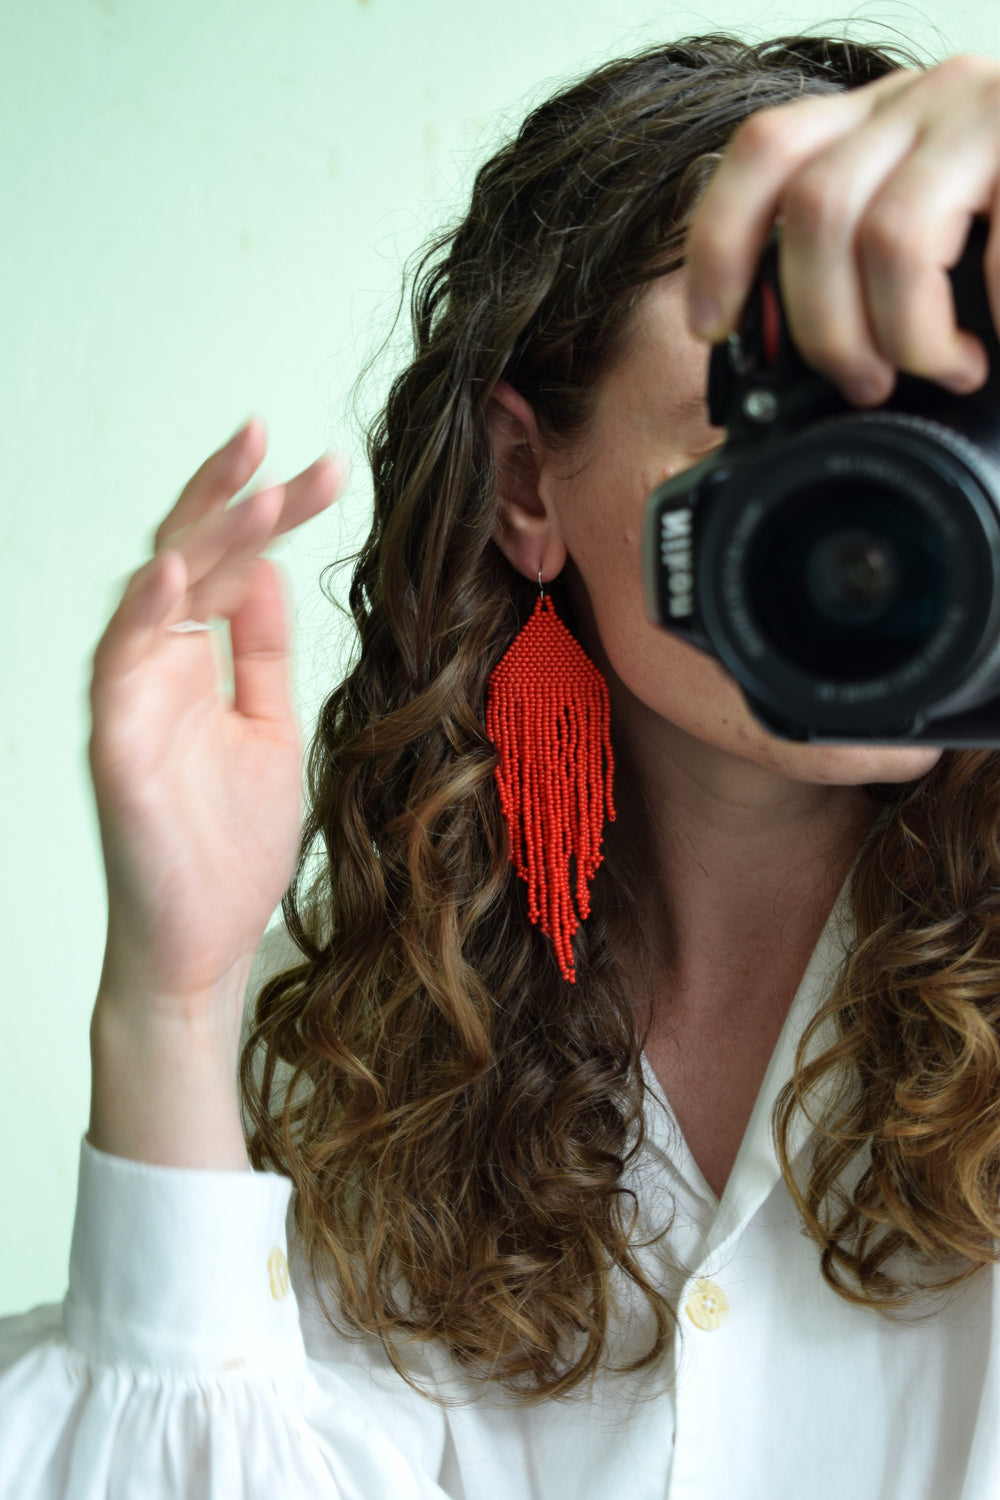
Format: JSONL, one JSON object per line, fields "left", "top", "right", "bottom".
{"left": 63, "top": 1135, "right": 308, "bottom": 1376}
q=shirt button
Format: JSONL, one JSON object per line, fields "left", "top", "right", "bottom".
{"left": 267, "top": 1247, "right": 290, "bottom": 1301}
{"left": 685, "top": 1277, "right": 728, "bottom": 1331}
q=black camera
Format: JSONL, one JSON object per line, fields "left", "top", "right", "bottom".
{"left": 642, "top": 218, "right": 1000, "bottom": 743}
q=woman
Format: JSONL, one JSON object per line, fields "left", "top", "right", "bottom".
{"left": 2, "top": 30, "right": 1000, "bottom": 1499}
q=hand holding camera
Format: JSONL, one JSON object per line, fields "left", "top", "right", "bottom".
{"left": 649, "top": 57, "right": 1000, "bottom": 743}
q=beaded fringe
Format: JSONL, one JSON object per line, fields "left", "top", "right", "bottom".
{"left": 486, "top": 595, "right": 616, "bottom": 984}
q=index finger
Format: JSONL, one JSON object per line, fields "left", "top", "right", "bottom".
{"left": 683, "top": 70, "right": 917, "bottom": 340}
{"left": 153, "top": 416, "right": 269, "bottom": 551}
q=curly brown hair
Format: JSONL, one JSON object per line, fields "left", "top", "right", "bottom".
{"left": 238, "top": 30, "right": 1000, "bottom": 1405}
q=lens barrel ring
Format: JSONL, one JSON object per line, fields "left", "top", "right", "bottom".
{"left": 697, "top": 411, "right": 1000, "bottom": 736}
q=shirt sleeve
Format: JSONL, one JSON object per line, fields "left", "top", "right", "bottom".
{"left": 0, "top": 1137, "right": 449, "bottom": 1500}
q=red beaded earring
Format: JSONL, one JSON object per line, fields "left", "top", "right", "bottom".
{"left": 486, "top": 575, "right": 616, "bottom": 984}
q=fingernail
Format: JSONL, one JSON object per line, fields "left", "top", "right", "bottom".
{"left": 689, "top": 290, "right": 723, "bottom": 339}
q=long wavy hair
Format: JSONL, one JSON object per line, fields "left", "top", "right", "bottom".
{"left": 239, "top": 30, "right": 1000, "bottom": 1404}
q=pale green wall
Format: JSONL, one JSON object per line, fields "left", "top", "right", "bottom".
{"left": 2, "top": 0, "right": 996, "bottom": 1316}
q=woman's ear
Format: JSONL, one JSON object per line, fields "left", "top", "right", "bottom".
{"left": 487, "top": 380, "right": 568, "bottom": 583}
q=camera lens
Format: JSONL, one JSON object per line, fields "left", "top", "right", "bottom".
{"left": 806, "top": 530, "right": 900, "bottom": 626}
{"left": 744, "top": 478, "right": 946, "bottom": 681}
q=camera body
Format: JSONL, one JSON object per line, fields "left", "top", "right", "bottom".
{"left": 642, "top": 219, "right": 1000, "bottom": 744}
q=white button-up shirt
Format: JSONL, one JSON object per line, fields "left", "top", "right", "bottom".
{"left": 2, "top": 876, "right": 998, "bottom": 1498}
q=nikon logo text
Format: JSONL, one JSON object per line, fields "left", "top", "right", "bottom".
{"left": 660, "top": 510, "right": 694, "bottom": 618}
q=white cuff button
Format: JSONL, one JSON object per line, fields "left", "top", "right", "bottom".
{"left": 267, "top": 1247, "right": 290, "bottom": 1301}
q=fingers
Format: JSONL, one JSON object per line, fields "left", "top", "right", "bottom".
{"left": 852, "top": 132, "right": 997, "bottom": 394}
{"left": 161, "top": 481, "right": 288, "bottom": 629}
{"left": 260, "top": 452, "right": 348, "bottom": 543}
{"left": 777, "top": 94, "right": 997, "bottom": 401}
{"left": 156, "top": 416, "right": 345, "bottom": 609}
{"left": 229, "top": 557, "right": 299, "bottom": 727}
{"left": 95, "top": 426, "right": 345, "bottom": 683}
{"left": 172, "top": 452, "right": 345, "bottom": 624}
{"left": 93, "top": 485, "right": 283, "bottom": 689}
{"left": 684, "top": 70, "right": 916, "bottom": 340}
{"left": 683, "top": 55, "right": 1000, "bottom": 403}
{"left": 154, "top": 417, "right": 269, "bottom": 551}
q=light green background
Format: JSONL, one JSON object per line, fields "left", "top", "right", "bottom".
{"left": 2, "top": 1, "right": 996, "bottom": 1317}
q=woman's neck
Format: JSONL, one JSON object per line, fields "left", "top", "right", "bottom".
{"left": 608, "top": 706, "right": 881, "bottom": 1028}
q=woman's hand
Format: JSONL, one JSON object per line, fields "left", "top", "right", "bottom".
{"left": 88, "top": 419, "right": 344, "bottom": 1025}
{"left": 683, "top": 54, "right": 1000, "bottom": 407}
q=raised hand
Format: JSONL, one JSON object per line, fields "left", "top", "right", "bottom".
{"left": 88, "top": 418, "right": 343, "bottom": 1030}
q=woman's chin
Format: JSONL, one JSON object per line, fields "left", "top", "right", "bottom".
{"left": 759, "top": 740, "right": 946, "bottom": 788}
